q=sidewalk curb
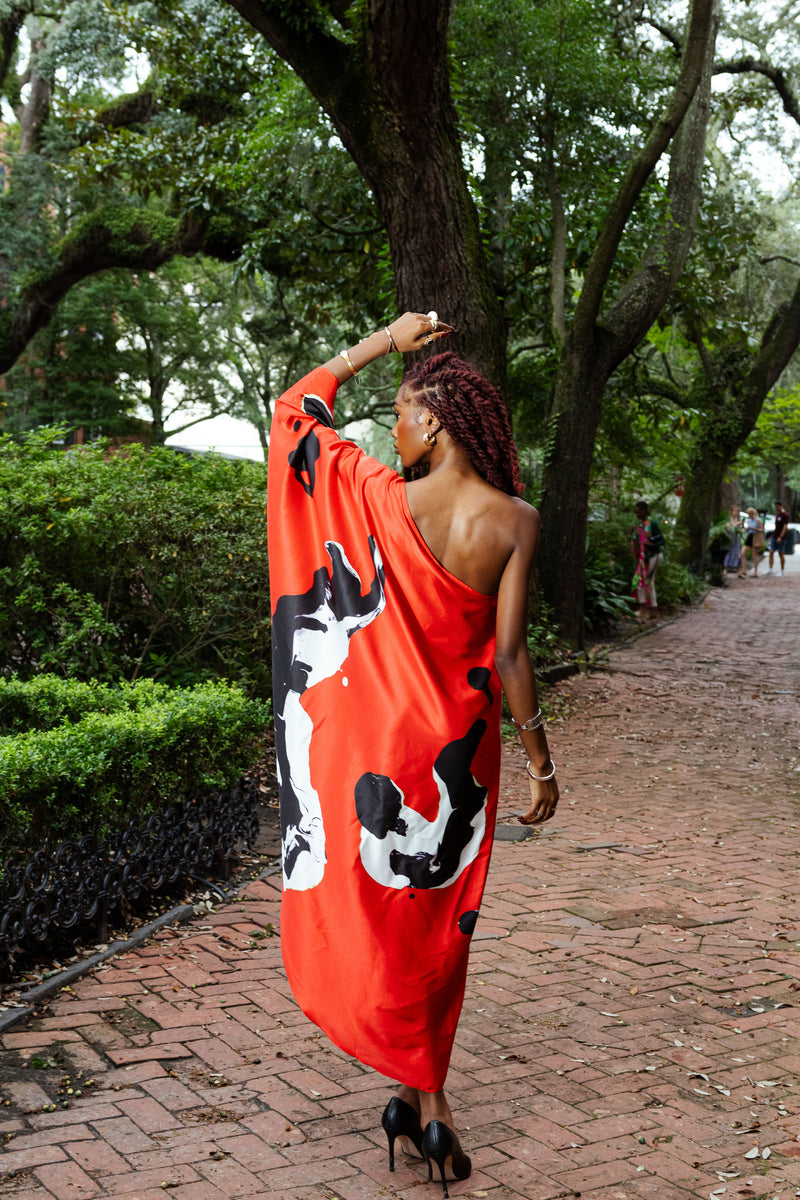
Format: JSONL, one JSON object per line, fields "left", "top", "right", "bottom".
{"left": 0, "top": 862, "right": 281, "bottom": 1036}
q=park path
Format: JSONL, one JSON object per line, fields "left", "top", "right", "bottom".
{"left": 2, "top": 571, "right": 800, "bottom": 1200}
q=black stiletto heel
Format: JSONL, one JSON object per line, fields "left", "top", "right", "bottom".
{"left": 381, "top": 1096, "right": 424, "bottom": 1171}
{"left": 421, "top": 1119, "right": 471, "bottom": 1198}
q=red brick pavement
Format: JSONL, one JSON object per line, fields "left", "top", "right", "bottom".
{"left": 2, "top": 574, "right": 800, "bottom": 1199}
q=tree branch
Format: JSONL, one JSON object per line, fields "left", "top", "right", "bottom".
{"left": 742, "top": 271, "right": 800, "bottom": 413}
{"left": 639, "top": 376, "right": 685, "bottom": 404}
{"left": 714, "top": 57, "right": 800, "bottom": 128}
{"left": 94, "top": 89, "right": 158, "bottom": 132}
{"left": 0, "top": 208, "right": 210, "bottom": 375}
{"left": 598, "top": 0, "right": 720, "bottom": 364}
{"left": 573, "top": 0, "right": 718, "bottom": 343}
{"left": 223, "top": 1, "right": 353, "bottom": 134}
{"left": 643, "top": 18, "right": 682, "bottom": 56}
{"left": 760, "top": 254, "right": 800, "bottom": 270}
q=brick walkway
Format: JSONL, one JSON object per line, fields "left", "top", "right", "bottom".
{"left": 2, "top": 573, "right": 800, "bottom": 1200}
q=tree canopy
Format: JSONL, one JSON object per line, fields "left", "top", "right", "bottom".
{"left": 2, "top": 0, "right": 800, "bottom": 641}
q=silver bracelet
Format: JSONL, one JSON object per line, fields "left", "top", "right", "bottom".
{"left": 511, "top": 709, "right": 543, "bottom": 732}
{"left": 384, "top": 327, "right": 397, "bottom": 353}
{"left": 526, "top": 758, "right": 556, "bottom": 782}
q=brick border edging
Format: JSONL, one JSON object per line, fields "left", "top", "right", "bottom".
{"left": 0, "top": 862, "right": 281, "bottom": 1036}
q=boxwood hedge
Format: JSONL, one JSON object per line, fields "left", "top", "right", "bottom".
{"left": 0, "top": 676, "right": 270, "bottom": 861}
{"left": 0, "top": 427, "right": 270, "bottom": 694}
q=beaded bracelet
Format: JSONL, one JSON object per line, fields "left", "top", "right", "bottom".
{"left": 526, "top": 759, "right": 556, "bottom": 782}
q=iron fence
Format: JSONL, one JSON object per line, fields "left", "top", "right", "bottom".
{"left": 0, "top": 778, "right": 259, "bottom": 967}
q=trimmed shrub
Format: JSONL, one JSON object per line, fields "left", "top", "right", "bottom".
{"left": 0, "top": 675, "right": 175, "bottom": 734}
{"left": 0, "top": 428, "right": 270, "bottom": 694}
{"left": 0, "top": 677, "right": 270, "bottom": 861}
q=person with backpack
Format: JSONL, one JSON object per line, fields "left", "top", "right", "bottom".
{"left": 631, "top": 500, "right": 666, "bottom": 619}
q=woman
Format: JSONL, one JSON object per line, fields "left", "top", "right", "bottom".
{"left": 724, "top": 505, "right": 744, "bottom": 576}
{"left": 631, "top": 500, "right": 665, "bottom": 619}
{"left": 743, "top": 507, "right": 764, "bottom": 576}
{"left": 268, "top": 311, "right": 558, "bottom": 1196}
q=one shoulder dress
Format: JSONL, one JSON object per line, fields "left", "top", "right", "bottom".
{"left": 268, "top": 366, "right": 501, "bottom": 1091}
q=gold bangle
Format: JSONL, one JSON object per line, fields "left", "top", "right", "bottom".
{"left": 384, "top": 327, "right": 396, "bottom": 354}
{"left": 339, "top": 349, "right": 358, "bottom": 378}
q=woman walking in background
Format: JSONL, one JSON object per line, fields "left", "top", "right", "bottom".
{"left": 268, "top": 311, "right": 558, "bottom": 1195}
{"left": 725, "top": 505, "right": 745, "bottom": 577}
{"left": 743, "top": 507, "right": 764, "bottom": 576}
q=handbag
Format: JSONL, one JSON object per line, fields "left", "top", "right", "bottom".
{"left": 753, "top": 527, "right": 765, "bottom": 550}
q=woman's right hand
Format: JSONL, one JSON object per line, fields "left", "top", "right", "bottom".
{"left": 387, "top": 311, "right": 454, "bottom": 354}
{"left": 519, "top": 775, "right": 560, "bottom": 825}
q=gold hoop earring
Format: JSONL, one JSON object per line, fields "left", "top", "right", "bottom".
{"left": 423, "top": 430, "right": 437, "bottom": 447}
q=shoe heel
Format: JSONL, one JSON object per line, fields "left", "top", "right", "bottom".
{"left": 421, "top": 1119, "right": 471, "bottom": 1198}
{"left": 381, "top": 1096, "right": 423, "bottom": 1172}
{"left": 429, "top": 1150, "right": 450, "bottom": 1198}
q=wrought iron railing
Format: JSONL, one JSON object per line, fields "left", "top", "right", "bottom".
{"left": 0, "top": 778, "right": 259, "bottom": 968}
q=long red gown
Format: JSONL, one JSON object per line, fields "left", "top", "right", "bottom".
{"left": 268, "top": 367, "right": 501, "bottom": 1091}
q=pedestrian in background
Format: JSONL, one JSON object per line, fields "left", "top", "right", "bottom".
{"left": 742, "top": 507, "right": 764, "bottom": 576}
{"left": 724, "top": 505, "right": 744, "bottom": 576}
{"left": 765, "top": 500, "right": 789, "bottom": 576}
{"left": 631, "top": 500, "right": 665, "bottom": 619}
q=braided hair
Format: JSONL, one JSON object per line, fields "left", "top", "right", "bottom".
{"left": 402, "top": 351, "right": 522, "bottom": 497}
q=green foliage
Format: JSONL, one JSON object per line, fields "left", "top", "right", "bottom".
{"left": 0, "top": 677, "right": 270, "bottom": 860}
{"left": 2, "top": 274, "right": 139, "bottom": 439}
{"left": 740, "top": 385, "right": 800, "bottom": 477}
{"left": 526, "top": 601, "right": 562, "bottom": 663}
{"left": 654, "top": 558, "right": 705, "bottom": 608}
{"left": 0, "top": 431, "right": 270, "bottom": 693}
{"left": 0, "top": 674, "right": 176, "bottom": 734}
{"left": 583, "top": 546, "right": 636, "bottom": 631}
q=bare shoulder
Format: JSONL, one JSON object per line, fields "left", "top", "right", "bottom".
{"left": 499, "top": 494, "right": 540, "bottom": 547}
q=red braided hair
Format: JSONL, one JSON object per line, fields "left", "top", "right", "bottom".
{"left": 402, "top": 352, "right": 523, "bottom": 497}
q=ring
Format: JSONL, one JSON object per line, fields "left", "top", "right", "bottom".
{"left": 427, "top": 309, "right": 438, "bottom": 331}
{"left": 424, "top": 335, "right": 433, "bottom": 345}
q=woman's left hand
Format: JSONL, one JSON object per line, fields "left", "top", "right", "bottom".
{"left": 519, "top": 776, "right": 560, "bottom": 825}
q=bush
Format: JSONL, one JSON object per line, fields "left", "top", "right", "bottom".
{"left": 583, "top": 546, "right": 636, "bottom": 630}
{"left": 584, "top": 514, "right": 638, "bottom": 630}
{"left": 0, "top": 674, "right": 175, "bottom": 734}
{"left": 0, "top": 677, "right": 270, "bottom": 861}
{"left": 0, "top": 429, "right": 270, "bottom": 694}
{"left": 654, "top": 558, "right": 705, "bottom": 607}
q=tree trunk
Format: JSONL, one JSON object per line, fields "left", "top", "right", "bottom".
{"left": 673, "top": 271, "right": 800, "bottom": 568}
{"left": 535, "top": 338, "right": 613, "bottom": 634}
{"left": 225, "top": 0, "right": 506, "bottom": 383}
{"left": 719, "top": 475, "right": 741, "bottom": 512}
{"left": 0, "top": 6, "right": 26, "bottom": 96}
{"left": 537, "top": 0, "right": 718, "bottom": 643}
{"left": 673, "top": 445, "right": 731, "bottom": 573}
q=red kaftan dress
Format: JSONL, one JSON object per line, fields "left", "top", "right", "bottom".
{"left": 268, "top": 367, "right": 501, "bottom": 1091}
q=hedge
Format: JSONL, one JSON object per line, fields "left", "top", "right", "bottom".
{"left": 0, "top": 675, "right": 176, "bottom": 734}
{"left": 0, "top": 428, "right": 270, "bottom": 694}
{"left": 0, "top": 677, "right": 270, "bottom": 861}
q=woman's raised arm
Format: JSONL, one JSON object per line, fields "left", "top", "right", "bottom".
{"left": 321, "top": 312, "right": 454, "bottom": 383}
